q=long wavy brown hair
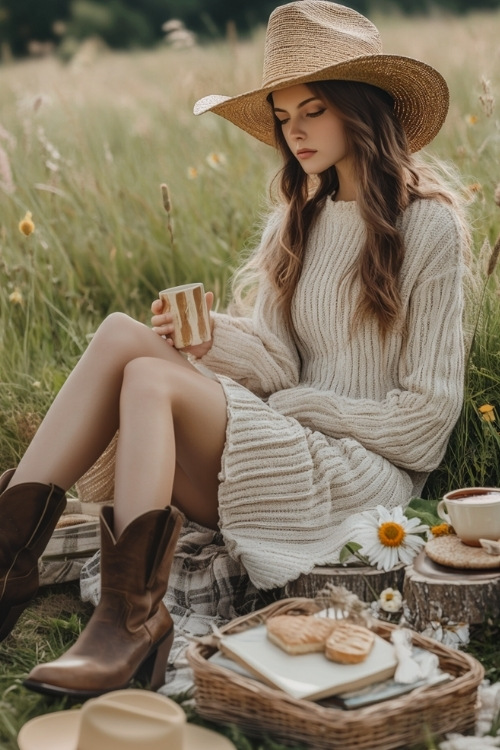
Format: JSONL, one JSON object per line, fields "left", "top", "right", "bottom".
{"left": 233, "top": 80, "right": 464, "bottom": 337}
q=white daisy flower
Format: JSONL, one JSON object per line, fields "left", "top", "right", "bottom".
{"left": 352, "top": 505, "right": 428, "bottom": 572}
{"left": 379, "top": 587, "right": 403, "bottom": 613}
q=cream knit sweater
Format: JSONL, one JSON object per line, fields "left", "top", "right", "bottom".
{"left": 200, "top": 198, "right": 465, "bottom": 589}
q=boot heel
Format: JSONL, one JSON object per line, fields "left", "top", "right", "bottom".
{"left": 136, "top": 628, "right": 174, "bottom": 691}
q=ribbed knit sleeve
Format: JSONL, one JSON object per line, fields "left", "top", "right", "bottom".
{"left": 267, "top": 200, "right": 466, "bottom": 473}
{"left": 200, "top": 298, "right": 300, "bottom": 397}
{"left": 200, "top": 211, "right": 301, "bottom": 397}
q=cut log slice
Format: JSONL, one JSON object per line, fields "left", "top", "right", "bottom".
{"left": 284, "top": 564, "right": 406, "bottom": 603}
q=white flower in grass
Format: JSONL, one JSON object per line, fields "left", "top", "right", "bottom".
{"left": 379, "top": 587, "right": 403, "bottom": 613}
{"left": 353, "top": 505, "right": 428, "bottom": 572}
{"left": 206, "top": 151, "right": 226, "bottom": 169}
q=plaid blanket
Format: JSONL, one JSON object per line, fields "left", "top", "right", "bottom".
{"left": 80, "top": 516, "right": 280, "bottom": 696}
{"left": 39, "top": 497, "right": 102, "bottom": 587}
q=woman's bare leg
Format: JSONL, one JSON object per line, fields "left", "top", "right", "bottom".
{"left": 113, "top": 356, "right": 227, "bottom": 536}
{"left": 9, "top": 313, "right": 200, "bottom": 491}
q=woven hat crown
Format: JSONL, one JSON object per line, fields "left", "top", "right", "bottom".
{"left": 193, "top": 0, "right": 449, "bottom": 152}
{"left": 262, "top": 1, "right": 382, "bottom": 88}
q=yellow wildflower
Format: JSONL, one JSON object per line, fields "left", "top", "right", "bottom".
{"left": 18, "top": 211, "right": 35, "bottom": 236}
{"left": 478, "top": 404, "right": 495, "bottom": 422}
{"left": 206, "top": 151, "right": 226, "bottom": 169}
{"left": 187, "top": 166, "right": 199, "bottom": 180}
{"left": 9, "top": 288, "right": 23, "bottom": 305}
{"left": 465, "top": 114, "right": 478, "bottom": 125}
{"left": 430, "top": 522, "right": 454, "bottom": 537}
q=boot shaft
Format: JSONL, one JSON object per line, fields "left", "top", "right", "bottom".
{"left": 0, "top": 470, "right": 66, "bottom": 639}
{"left": 98, "top": 505, "right": 183, "bottom": 625}
{"left": 0, "top": 476, "right": 66, "bottom": 575}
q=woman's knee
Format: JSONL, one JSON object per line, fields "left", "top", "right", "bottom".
{"left": 93, "top": 312, "right": 137, "bottom": 341}
{"left": 121, "top": 357, "right": 174, "bottom": 403}
{"left": 90, "top": 312, "right": 150, "bottom": 359}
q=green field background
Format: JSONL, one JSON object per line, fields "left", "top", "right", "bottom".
{"left": 1, "top": 10, "right": 500, "bottom": 495}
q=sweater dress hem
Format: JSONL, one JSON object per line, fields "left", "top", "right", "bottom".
{"left": 214, "top": 374, "right": 414, "bottom": 590}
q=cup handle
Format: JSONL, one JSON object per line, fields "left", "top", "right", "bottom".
{"left": 437, "top": 500, "right": 450, "bottom": 523}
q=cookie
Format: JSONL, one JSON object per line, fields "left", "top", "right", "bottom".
{"left": 325, "top": 621, "right": 375, "bottom": 664}
{"left": 266, "top": 614, "right": 338, "bottom": 654}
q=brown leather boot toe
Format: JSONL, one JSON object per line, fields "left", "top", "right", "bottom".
{"left": 24, "top": 504, "right": 182, "bottom": 697}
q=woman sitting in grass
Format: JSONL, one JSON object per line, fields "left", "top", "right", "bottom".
{"left": 0, "top": 0, "right": 470, "bottom": 699}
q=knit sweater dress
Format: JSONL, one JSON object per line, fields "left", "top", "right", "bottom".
{"left": 199, "top": 197, "right": 465, "bottom": 590}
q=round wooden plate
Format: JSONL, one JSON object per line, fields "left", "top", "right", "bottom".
{"left": 425, "top": 535, "right": 500, "bottom": 569}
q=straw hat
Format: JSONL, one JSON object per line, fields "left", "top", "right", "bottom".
{"left": 17, "top": 689, "right": 236, "bottom": 750}
{"left": 194, "top": 0, "right": 449, "bottom": 152}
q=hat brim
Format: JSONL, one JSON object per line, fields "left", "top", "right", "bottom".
{"left": 194, "top": 54, "right": 449, "bottom": 153}
{"left": 17, "top": 710, "right": 237, "bottom": 750}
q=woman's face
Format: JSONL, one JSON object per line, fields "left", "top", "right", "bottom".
{"left": 272, "top": 83, "right": 352, "bottom": 178}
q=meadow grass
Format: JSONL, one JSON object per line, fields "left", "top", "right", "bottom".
{"left": 0, "top": 9, "right": 500, "bottom": 749}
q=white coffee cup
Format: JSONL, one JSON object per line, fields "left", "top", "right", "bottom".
{"left": 159, "top": 282, "right": 211, "bottom": 349}
{"left": 437, "top": 487, "right": 500, "bottom": 547}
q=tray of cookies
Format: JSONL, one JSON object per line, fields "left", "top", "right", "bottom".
{"left": 186, "top": 595, "right": 484, "bottom": 750}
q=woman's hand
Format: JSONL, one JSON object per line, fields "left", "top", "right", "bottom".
{"left": 151, "top": 297, "right": 175, "bottom": 344}
{"left": 151, "top": 291, "right": 214, "bottom": 358}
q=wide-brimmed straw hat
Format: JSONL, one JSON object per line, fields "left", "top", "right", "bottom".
{"left": 17, "top": 689, "right": 236, "bottom": 750}
{"left": 194, "top": 0, "right": 449, "bottom": 152}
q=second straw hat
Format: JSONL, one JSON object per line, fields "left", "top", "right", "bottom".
{"left": 17, "top": 689, "right": 236, "bottom": 750}
{"left": 194, "top": 0, "right": 449, "bottom": 152}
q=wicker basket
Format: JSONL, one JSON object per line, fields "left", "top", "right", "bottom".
{"left": 187, "top": 597, "right": 484, "bottom": 750}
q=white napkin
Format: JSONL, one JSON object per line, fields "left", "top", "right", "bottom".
{"left": 391, "top": 628, "right": 440, "bottom": 684}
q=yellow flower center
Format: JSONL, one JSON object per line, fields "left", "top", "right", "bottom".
{"left": 378, "top": 521, "right": 405, "bottom": 547}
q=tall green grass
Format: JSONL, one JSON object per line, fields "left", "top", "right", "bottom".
{"left": 1, "top": 15, "right": 500, "bottom": 486}
{"left": 0, "top": 39, "right": 274, "bottom": 466}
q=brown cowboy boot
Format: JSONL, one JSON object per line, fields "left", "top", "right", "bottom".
{"left": 0, "top": 469, "right": 67, "bottom": 642}
{"left": 24, "top": 503, "right": 183, "bottom": 698}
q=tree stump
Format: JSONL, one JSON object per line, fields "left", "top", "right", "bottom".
{"left": 403, "top": 563, "right": 500, "bottom": 630}
{"left": 284, "top": 564, "right": 405, "bottom": 604}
